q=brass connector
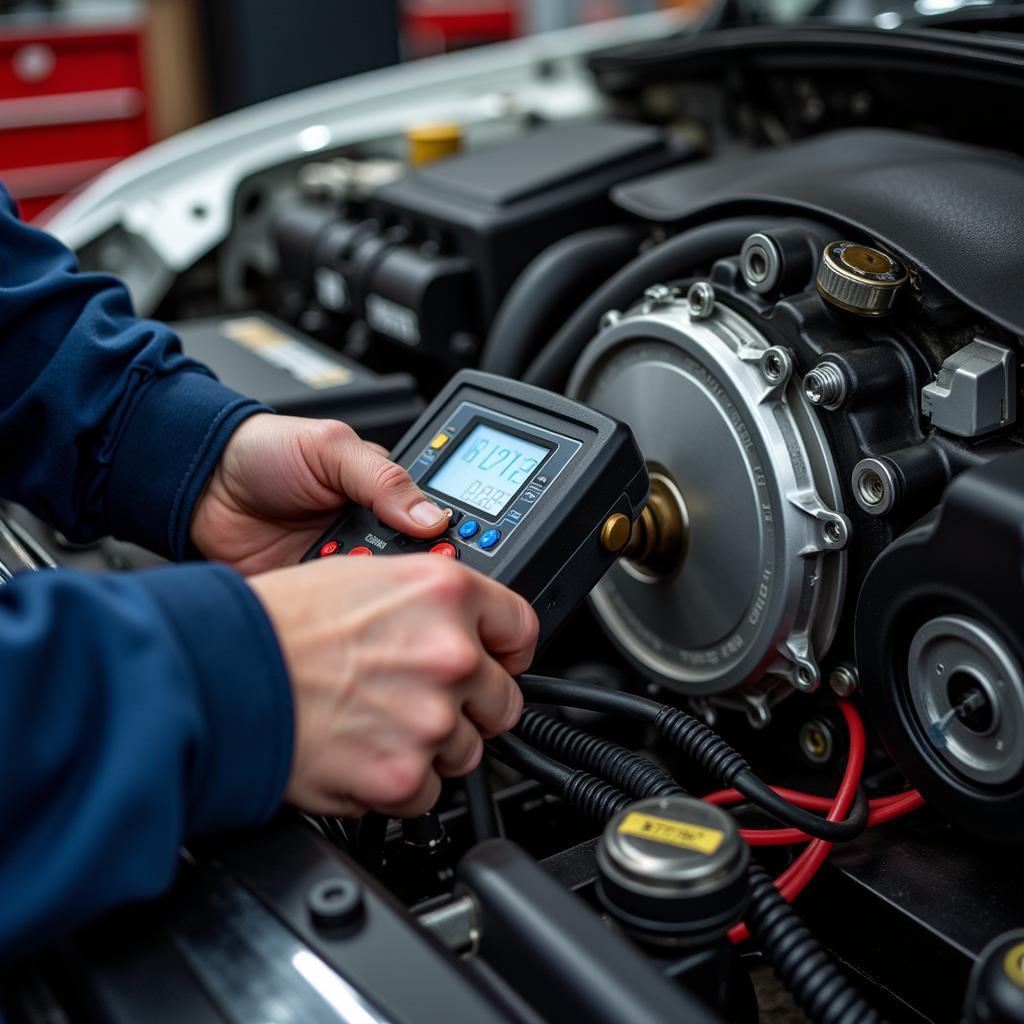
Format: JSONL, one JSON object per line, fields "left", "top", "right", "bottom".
{"left": 601, "top": 472, "right": 688, "bottom": 578}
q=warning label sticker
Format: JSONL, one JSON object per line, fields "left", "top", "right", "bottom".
{"left": 220, "top": 317, "right": 353, "bottom": 390}
{"left": 617, "top": 812, "right": 726, "bottom": 855}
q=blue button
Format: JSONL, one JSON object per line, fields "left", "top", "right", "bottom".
{"left": 479, "top": 529, "right": 502, "bottom": 551}
{"left": 458, "top": 519, "right": 480, "bottom": 540}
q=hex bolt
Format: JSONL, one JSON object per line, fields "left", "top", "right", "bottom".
{"left": 829, "top": 664, "right": 859, "bottom": 698}
{"left": 308, "top": 876, "right": 364, "bottom": 931}
{"left": 803, "top": 362, "right": 848, "bottom": 410}
{"left": 686, "top": 281, "right": 716, "bottom": 320}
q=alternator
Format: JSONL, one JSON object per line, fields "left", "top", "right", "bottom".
{"left": 568, "top": 285, "right": 849, "bottom": 698}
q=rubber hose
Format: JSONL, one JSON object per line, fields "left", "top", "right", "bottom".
{"left": 745, "top": 860, "right": 885, "bottom": 1024}
{"left": 519, "top": 676, "right": 867, "bottom": 843}
{"left": 522, "top": 217, "right": 781, "bottom": 389}
{"left": 480, "top": 224, "right": 646, "bottom": 377}
{"left": 463, "top": 765, "right": 502, "bottom": 841}
{"left": 487, "top": 734, "right": 631, "bottom": 823}
{"left": 515, "top": 707, "right": 686, "bottom": 800}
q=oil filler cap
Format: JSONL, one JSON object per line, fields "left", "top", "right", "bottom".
{"left": 964, "top": 930, "right": 1024, "bottom": 1024}
{"left": 596, "top": 796, "right": 748, "bottom": 944}
{"left": 817, "top": 240, "right": 907, "bottom": 316}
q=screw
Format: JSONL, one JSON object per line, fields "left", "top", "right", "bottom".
{"left": 761, "top": 347, "right": 792, "bottom": 384}
{"left": 829, "top": 664, "right": 859, "bottom": 698}
{"left": 643, "top": 284, "right": 679, "bottom": 313}
{"left": 794, "top": 663, "right": 819, "bottom": 692}
{"left": 686, "top": 281, "right": 716, "bottom": 320}
{"left": 803, "top": 362, "right": 848, "bottom": 410}
{"left": 823, "top": 517, "right": 848, "bottom": 548}
{"left": 600, "top": 309, "right": 622, "bottom": 330}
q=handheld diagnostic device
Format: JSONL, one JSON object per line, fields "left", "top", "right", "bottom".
{"left": 303, "top": 370, "right": 649, "bottom": 645}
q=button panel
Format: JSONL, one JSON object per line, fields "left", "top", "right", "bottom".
{"left": 458, "top": 520, "right": 481, "bottom": 539}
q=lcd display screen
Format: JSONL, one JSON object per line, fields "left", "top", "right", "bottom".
{"left": 427, "top": 422, "right": 552, "bottom": 518}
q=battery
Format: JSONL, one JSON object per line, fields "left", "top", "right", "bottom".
{"left": 172, "top": 313, "right": 424, "bottom": 446}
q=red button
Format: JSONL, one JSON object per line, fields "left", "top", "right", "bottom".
{"left": 319, "top": 540, "right": 340, "bottom": 557}
{"left": 348, "top": 546, "right": 374, "bottom": 557}
{"left": 429, "top": 542, "right": 458, "bottom": 558}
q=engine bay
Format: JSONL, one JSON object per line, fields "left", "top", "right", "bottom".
{"left": 7, "top": 15, "right": 1024, "bottom": 1024}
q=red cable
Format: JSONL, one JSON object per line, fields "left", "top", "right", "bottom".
{"left": 727, "top": 700, "right": 866, "bottom": 944}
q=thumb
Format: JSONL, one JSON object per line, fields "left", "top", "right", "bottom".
{"left": 336, "top": 438, "right": 450, "bottom": 537}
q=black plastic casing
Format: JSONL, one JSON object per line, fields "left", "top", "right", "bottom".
{"left": 856, "top": 453, "right": 1024, "bottom": 841}
{"left": 303, "top": 370, "right": 649, "bottom": 648}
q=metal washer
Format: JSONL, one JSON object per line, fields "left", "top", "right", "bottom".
{"left": 568, "top": 297, "right": 847, "bottom": 696}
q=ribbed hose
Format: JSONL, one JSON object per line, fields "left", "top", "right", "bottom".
{"left": 745, "top": 861, "right": 884, "bottom": 1024}
{"left": 653, "top": 706, "right": 750, "bottom": 785}
{"left": 519, "top": 676, "right": 867, "bottom": 843}
{"left": 487, "top": 734, "right": 631, "bottom": 823}
{"left": 563, "top": 771, "right": 633, "bottom": 823}
{"left": 516, "top": 708, "right": 685, "bottom": 800}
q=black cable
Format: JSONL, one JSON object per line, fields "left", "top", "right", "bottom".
{"left": 463, "top": 765, "right": 502, "bottom": 841}
{"left": 354, "top": 811, "right": 389, "bottom": 871}
{"left": 480, "top": 224, "right": 647, "bottom": 377}
{"left": 487, "top": 734, "right": 632, "bottom": 824}
{"left": 515, "top": 707, "right": 686, "bottom": 801}
{"left": 522, "top": 217, "right": 781, "bottom": 390}
{"left": 518, "top": 676, "right": 867, "bottom": 842}
{"left": 745, "top": 861, "right": 884, "bottom": 1024}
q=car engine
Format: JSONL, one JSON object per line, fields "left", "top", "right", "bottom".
{"left": 6, "top": 12, "right": 1024, "bottom": 1024}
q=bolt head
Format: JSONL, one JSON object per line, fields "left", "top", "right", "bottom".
{"left": 829, "top": 665, "right": 859, "bottom": 698}
{"left": 686, "top": 281, "right": 716, "bottom": 320}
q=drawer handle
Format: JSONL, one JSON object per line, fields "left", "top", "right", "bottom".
{"left": 0, "top": 87, "right": 144, "bottom": 130}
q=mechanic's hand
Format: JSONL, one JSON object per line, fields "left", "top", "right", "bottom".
{"left": 191, "top": 414, "right": 450, "bottom": 575}
{"left": 248, "top": 554, "right": 539, "bottom": 818}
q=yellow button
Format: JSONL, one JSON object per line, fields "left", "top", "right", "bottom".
{"left": 430, "top": 432, "right": 450, "bottom": 450}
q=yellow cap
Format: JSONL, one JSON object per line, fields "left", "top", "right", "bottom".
{"left": 406, "top": 123, "right": 464, "bottom": 167}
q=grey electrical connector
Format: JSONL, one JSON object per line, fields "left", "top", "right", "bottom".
{"left": 921, "top": 338, "right": 1017, "bottom": 438}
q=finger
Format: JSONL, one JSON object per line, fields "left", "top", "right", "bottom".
{"left": 332, "top": 437, "right": 450, "bottom": 537}
{"left": 374, "top": 768, "right": 443, "bottom": 819}
{"left": 435, "top": 716, "right": 485, "bottom": 778}
{"left": 462, "top": 657, "right": 524, "bottom": 739}
{"left": 363, "top": 441, "right": 390, "bottom": 459}
{"left": 473, "top": 579, "right": 540, "bottom": 677}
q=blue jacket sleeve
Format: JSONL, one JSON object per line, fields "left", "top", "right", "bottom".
{"left": 0, "top": 562, "right": 293, "bottom": 962}
{"left": 0, "top": 186, "right": 265, "bottom": 559}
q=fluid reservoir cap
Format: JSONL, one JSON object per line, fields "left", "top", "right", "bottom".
{"left": 817, "top": 240, "right": 908, "bottom": 316}
{"left": 964, "top": 931, "right": 1024, "bottom": 1024}
{"left": 406, "top": 123, "right": 464, "bottom": 167}
{"left": 597, "top": 796, "right": 749, "bottom": 943}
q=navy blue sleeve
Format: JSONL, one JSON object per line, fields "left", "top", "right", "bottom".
{"left": 0, "top": 562, "right": 293, "bottom": 961}
{"left": 0, "top": 186, "right": 265, "bottom": 559}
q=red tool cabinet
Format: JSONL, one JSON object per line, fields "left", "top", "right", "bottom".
{"left": 0, "top": 23, "right": 151, "bottom": 222}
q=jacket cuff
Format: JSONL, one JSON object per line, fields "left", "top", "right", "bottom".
{"left": 105, "top": 371, "right": 267, "bottom": 560}
{"left": 142, "top": 562, "right": 294, "bottom": 835}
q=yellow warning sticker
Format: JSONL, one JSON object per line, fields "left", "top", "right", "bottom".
{"left": 617, "top": 812, "right": 725, "bottom": 855}
{"left": 1005, "top": 942, "right": 1024, "bottom": 989}
{"left": 221, "top": 317, "right": 353, "bottom": 390}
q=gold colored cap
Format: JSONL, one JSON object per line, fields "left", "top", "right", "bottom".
{"left": 406, "top": 123, "right": 464, "bottom": 167}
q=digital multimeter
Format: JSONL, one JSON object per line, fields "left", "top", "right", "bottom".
{"left": 303, "top": 370, "right": 649, "bottom": 646}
